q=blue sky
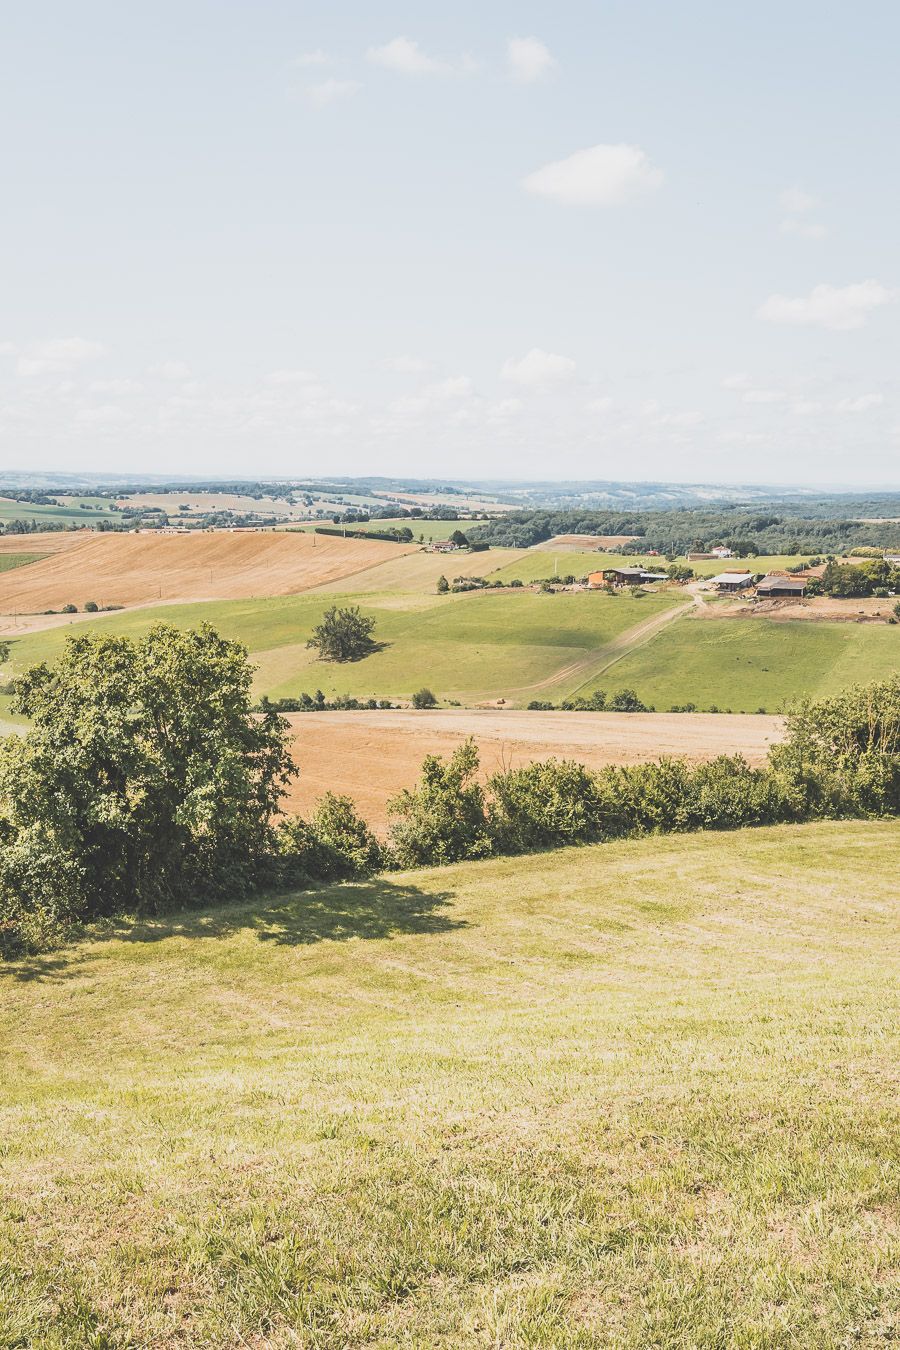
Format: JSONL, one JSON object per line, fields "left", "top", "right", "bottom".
{"left": 1, "top": 1, "right": 898, "bottom": 484}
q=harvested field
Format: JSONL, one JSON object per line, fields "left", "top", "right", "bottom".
{"left": 0, "top": 531, "right": 85, "bottom": 556}
{"left": 533, "top": 533, "right": 639, "bottom": 551}
{"left": 0, "top": 530, "right": 415, "bottom": 613}
{"left": 283, "top": 708, "right": 784, "bottom": 830}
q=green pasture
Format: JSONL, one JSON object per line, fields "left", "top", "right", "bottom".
{"left": 0, "top": 552, "right": 46, "bottom": 573}
{"left": 487, "top": 550, "right": 821, "bottom": 584}
{"left": 0, "top": 587, "right": 679, "bottom": 706}
{"left": 1, "top": 820, "right": 897, "bottom": 1346}
{"left": 0, "top": 495, "right": 113, "bottom": 524}
{"left": 584, "top": 616, "right": 900, "bottom": 711}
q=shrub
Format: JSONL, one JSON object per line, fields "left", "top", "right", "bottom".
{"left": 488, "top": 758, "right": 608, "bottom": 853}
{"left": 411, "top": 687, "right": 438, "bottom": 709}
{"left": 387, "top": 739, "right": 492, "bottom": 868}
{"left": 607, "top": 688, "right": 649, "bottom": 712}
{"left": 62, "top": 603, "right": 77, "bottom": 614}
{"left": 84, "top": 601, "right": 99, "bottom": 613}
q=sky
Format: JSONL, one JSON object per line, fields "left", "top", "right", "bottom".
{"left": 1, "top": 0, "right": 899, "bottom": 486}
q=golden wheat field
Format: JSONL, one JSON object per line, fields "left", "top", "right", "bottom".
{"left": 0, "top": 530, "right": 415, "bottom": 612}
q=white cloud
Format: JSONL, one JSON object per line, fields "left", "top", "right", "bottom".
{"left": 721, "top": 372, "right": 752, "bottom": 390}
{"left": 293, "top": 49, "right": 328, "bottom": 67}
{"left": 265, "top": 368, "right": 320, "bottom": 385}
{"left": 150, "top": 360, "right": 192, "bottom": 380}
{"left": 523, "top": 143, "right": 663, "bottom": 207}
{"left": 379, "top": 355, "right": 431, "bottom": 373}
{"left": 306, "top": 79, "right": 361, "bottom": 108}
{"left": 390, "top": 375, "right": 474, "bottom": 417}
{"left": 17, "top": 337, "right": 105, "bottom": 377}
{"left": 501, "top": 347, "right": 576, "bottom": 387}
{"left": 780, "top": 218, "right": 827, "bottom": 239}
{"left": 779, "top": 185, "right": 826, "bottom": 239}
{"left": 757, "top": 281, "right": 895, "bottom": 331}
{"left": 791, "top": 399, "right": 821, "bottom": 416}
{"left": 89, "top": 378, "right": 142, "bottom": 395}
{"left": 507, "top": 37, "right": 556, "bottom": 83}
{"left": 587, "top": 396, "right": 614, "bottom": 414}
{"left": 366, "top": 37, "right": 446, "bottom": 75}
{"left": 74, "top": 404, "right": 131, "bottom": 426}
{"left": 780, "top": 186, "right": 818, "bottom": 215}
{"left": 835, "top": 393, "right": 884, "bottom": 412}
{"left": 742, "top": 389, "right": 787, "bottom": 404}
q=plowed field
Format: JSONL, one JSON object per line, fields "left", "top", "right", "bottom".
{"left": 283, "top": 708, "right": 784, "bottom": 830}
{"left": 0, "top": 530, "right": 415, "bottom": 613}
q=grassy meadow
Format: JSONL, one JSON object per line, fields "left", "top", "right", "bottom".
{"left": 487, "top": 550, "right": 820, "bottom": 583}
{"left": 584, "top": 616, "right": 900, "bottom": 711}
{"left": 0, "top": 552, "right": 47, "bottom": 573}
{"left": 1, "top": 820, "right": 897, "bottom": 1347}
{"left": 0, "top": 495, "right": 114, "bottom": 524}
{"left": 0, "top": 586, "right": 680, "bottom": 706}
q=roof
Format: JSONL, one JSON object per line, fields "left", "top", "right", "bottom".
{"left": 757, "top": 576, "right": 806, "bottom": 592}
{"left": 711, "top": 571, "right": 753, "bottom": 585}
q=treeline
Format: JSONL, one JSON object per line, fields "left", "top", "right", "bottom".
{"left": 1, "top": 623, "right": 898, "bottom": 955}
{"left": 468, "top": 509, "right": 900, "bottom": 555}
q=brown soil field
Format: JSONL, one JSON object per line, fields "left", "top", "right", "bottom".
{"left": 283, "top": 709, "right": 784, "bottom": 832}
{"left": 532, "top": 534, "right": 640, "bottom": 551}
{"left": 0, "top": 530, "right": 415, "bottom": 613}
{"left": 697, "top": 595, "right": 898, "bottom": 623}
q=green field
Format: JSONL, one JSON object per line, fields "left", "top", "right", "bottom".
{"left": 488, "top": 550, "right": 821, "bottom": 584}
{"left": 2, "top": 820, "right": 897, "bottom": 1346}
{"left": 0, "top": 495, "right": 114, "bottom": 524}
{"left": 584, "top": 616, "right": 900, "bottom": 711}
{"left": 1, "top": 588, "right": 679, "bottom": 706}
{"left": 0, "top": 552, "right": 46, "bottom": 572}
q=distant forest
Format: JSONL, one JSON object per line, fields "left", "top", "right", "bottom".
{"left": 468, "top": 508, "right": 900, "bottom": 555}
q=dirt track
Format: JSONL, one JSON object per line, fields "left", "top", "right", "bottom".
{"left": 283, "top": 709, "right": 784, "bottom": 831}
{"left": 0, "top": 530, "right": 415, "bottom": 613}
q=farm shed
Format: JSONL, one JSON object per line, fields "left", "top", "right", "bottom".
{"left": 597, "top": 567, "right": 669, "bottom": 587}
{"left": 712, "top": 571, "right": 754, "bottom": 593}
{"left": 756, "top": 575, "right": 807, "bottom": 598}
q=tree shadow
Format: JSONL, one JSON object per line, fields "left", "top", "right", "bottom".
{"left": 3, "top": 875, "right": 466, "bottom": 982}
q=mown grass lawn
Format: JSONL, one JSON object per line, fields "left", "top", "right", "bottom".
{"left": 3, "top": 588, "right": 677, "bottom": 706}
{"left": 584, "top": 616, "right": 900, "bottom": 711}
{"left": 1, "top": 821, "right": 897, "bottom": 1347}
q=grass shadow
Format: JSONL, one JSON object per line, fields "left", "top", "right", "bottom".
{"left": 4, "top": 875, "right": 466, "bottom": 982}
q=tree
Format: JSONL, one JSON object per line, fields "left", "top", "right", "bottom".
{"left": 436, "top": 574, "right": 449, "bottom": 594}
{"left": 411, "top": 687, "right": 437, "bottom": 709}
{"left": 449, "top": 529, "right": 469, "bottom": 548}
{"left": 306, "top": 605, "right": 377, "bottom": 662}
{"left": 0, "top": 624, "right": 296, "bottom": 947}
{"left": 387, "top": 739, "right": 492, "bottom": 867}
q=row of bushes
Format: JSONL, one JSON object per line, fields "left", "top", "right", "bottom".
{"left": 276, "top": 677, "right": 900, "bottom": 881}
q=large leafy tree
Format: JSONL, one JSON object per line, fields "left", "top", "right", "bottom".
{"left": 0, "top": 624, "right": 296, "bottom": 940}
{"left": 307, "top": 605, "right": 377, "bottom": 662}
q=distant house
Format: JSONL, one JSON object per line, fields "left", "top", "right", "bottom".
{"left": 711, "top": 546, "right": 733, "bottom": 559}
{"left": 711, "top": 570, "right": 754, "bottom": 593}
{"left": 756, "top": 574, "right": 807, "bottom": 598}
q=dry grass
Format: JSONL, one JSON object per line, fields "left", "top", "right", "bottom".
{"left": 283, "top": 709, "right": 784, "bottom": 831}
{"left": 1, "top": 821, "right": 897, "bottom": 1347}
{"left": 0, "top": 530, "right": 415, "bottom": 613}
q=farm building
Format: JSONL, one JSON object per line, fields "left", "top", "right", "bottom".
{"left": 711, "top": 570, "right": 754, "bottom": 593}
{"left": 711, "top": 546, "right": 734, "bottom": 559}
{"left": 593, "top": 567, "right": 669, "bottom": 587}
{"left": 756, "top": 575, "right": 807, "bottom": 598}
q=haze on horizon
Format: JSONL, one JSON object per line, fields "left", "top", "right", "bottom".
{"left": 1, "top": 1, "right": 898, "bottom": 487}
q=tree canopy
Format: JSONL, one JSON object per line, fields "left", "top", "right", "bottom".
{"left": 0, "top": 624, "right": 295, "bottom": 946}
{"left": 307, "top": 605, "right": 378, "bottom": 662}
